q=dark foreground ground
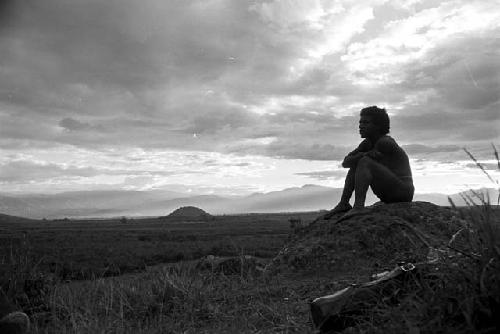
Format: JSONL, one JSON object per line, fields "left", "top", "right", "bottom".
{"left": 1, "top": 205, "right": 499, "bottom": 333}
{"left": 1, "top": 212, "right": 332, "bottom": 333}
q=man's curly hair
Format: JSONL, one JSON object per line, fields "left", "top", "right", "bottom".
{"left": 360, "top": 106, "right": 390, "bottom": 135}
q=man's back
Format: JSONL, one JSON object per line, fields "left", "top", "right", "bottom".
{"left": 373, "top": 136, "right": 413, "bottom": 182}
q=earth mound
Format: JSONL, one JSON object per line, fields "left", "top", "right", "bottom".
{"left": 266, "top": 201, "right": 465, "bottom": 276}
{"left": 166, "top": 206, "right": 213, "bottom": 220}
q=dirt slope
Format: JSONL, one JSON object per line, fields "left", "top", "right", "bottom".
{"left": 266, "top": 201, "right": 465, "bottom": 276}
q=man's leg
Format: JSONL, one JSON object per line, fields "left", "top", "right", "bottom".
{"left": 353, "top": 156, "right": 413, "bottom": 209}
{"left": 352, "top": 157, "right": 371, "bottom": 209}
{"left": 324, "top": 168, "right": 355, "bottom": 219}
{"left": 339, "top": 167, "right": 355, "bottom": 205}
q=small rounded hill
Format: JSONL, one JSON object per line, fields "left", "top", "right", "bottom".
{"left": 166, "top": 206, "right": 213, "bottom": 220}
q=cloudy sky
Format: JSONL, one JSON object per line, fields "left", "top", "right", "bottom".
{"left": 0, "top": 0, "right": 499, "bottom": 196}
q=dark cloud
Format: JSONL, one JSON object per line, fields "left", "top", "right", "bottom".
{"left": 460, "top": 145, "right": 500, "bottom": 162}
{"left": 59, "top": 118, "right": 92, "bottom": 131}
{"left": 0, "top": 0, "right": 18, "bottom": 30}
{"left": 0, "top": 0, "right": 313, "bottom": 153}
{"left": 416, "top": 34, "right": 499, "bottom": 105}
{"left": 182, "top": 106, "right": 257, "bottom": 135}
{"left": 356, "top": 30, "right": 500, "bottom": 156}
{"left": 228, "top": 138, "right": 349, "bottom": 161}
{"left": 456, "top": 125, "right": 499, "bottom": 141}
{"left": 0, "top": 0, "right": 295, "bottom": 97}
{"left": 391, "top": 104, "right": 500, "bottom": 144}
{"left": 0, "top": 0, "right": 498, "bottom": 185}
{"left": 465, "top": 162, "right": 500, "bottom": 171}
{"left": 0, "top": 159, "right": 200, "bottom": 183}
{"left": 0, "top": 160, "right": 100, "bottom": 182}
{"left": 402, "top": 144, "right": 461, "bottom": 154}
{"left": 267, "top": 142, "right": 346, "bottom": 160}
{"left": 400, "top": 143, "right": 474, "bottom": 163}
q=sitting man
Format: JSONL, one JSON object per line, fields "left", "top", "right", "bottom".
{"left": 325, "top": 106, "right": 414, "bottom": 219}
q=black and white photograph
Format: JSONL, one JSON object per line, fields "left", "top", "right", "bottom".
{"left": 1, "top": 0, "right": 499, "bottom": 333}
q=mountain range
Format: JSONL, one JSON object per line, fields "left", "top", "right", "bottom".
{"left": 0, "top": 185, "right": 497, "bottom": 219}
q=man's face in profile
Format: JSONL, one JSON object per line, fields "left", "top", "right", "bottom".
{"left": 358, "top": 115, "right": 379, "bottom": 139}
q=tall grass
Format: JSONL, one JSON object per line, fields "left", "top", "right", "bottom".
{"left": 26, "top": 264, "right": 315, "bottom": 333}
{"left": 1, "top": 215, "right": 316, "bottom": 333}
{"left": 2, "top": 239, "right": 315, "bottom": 333}
{"left": 0, "top": 233, "right": 55, "bottom": 317}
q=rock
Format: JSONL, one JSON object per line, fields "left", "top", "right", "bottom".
{"left": 0, "top": 311, "right": 30, "bottom": 334}
{"left": 265, "top": 202, "right": 466, "bottom": 275}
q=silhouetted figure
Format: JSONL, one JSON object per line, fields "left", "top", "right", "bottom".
{"left": 325, "top": 106, "right": 413, "bottom": 219}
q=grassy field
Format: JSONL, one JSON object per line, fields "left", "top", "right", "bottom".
{"left": 0, "top": 212, "right": 320, "bottom": 281}
{"left": 1, "top": 211, "right": 335, "bottom": 333}
{"left": 1, "top": 201, "right": 499, "bottom": 333}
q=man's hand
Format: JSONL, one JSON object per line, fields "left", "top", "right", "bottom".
{"left": 342, "top": 151, "right": 365, "bottom": 168}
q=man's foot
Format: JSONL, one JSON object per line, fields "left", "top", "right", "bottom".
{"left": 323, "top": 202, "right": 352, "bottom": 220}
{"left": 340, "top": 206, "right": 371, "bottom": 221}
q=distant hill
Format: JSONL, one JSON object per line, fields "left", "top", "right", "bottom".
{"left": 0, "top": 186, "right": 497, "bottom": 219}
{"left": 166, "top": 206, "right": 213, "bottom": 220}
{"left": 0, "top": 213, "right": 38, "bottom": 224}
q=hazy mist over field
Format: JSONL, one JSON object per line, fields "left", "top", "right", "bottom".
{"left": 0, "top": 0, "right": 499, "bottom": 208}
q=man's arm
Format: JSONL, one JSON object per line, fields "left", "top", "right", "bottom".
{"left": 342, "top": 151, "right": 365, "bottom": 168}
{"left": 366, "top": 136, "right": 399, "bottom": 160}
{"left": 342, "top": 139, "right": 371, "bottom": 168}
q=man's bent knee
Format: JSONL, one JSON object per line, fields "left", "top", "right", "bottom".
{"left": 357, "top": 156, "right": 376, "bottom": 169}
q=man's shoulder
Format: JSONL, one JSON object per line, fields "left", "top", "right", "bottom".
{"left": 375, "top": 135, "right": 396, "bottom": 144}
{"left": 380, "top": 135, "right": 395, "bottom": 141}
{"left": 375, "top": 135, "right": 401, "bottom": 151}
{"left": 357, "top": 139, "right": 372, "bottom": 151}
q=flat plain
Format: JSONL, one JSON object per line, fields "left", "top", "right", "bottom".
{"left": 2, "top": 203, "right": 498, "bottom": 333}
{"left": 1, "top": 211, "right": 331, "bottom": 333}
{"left": 0, "top": 212, "right": 319, "bottom": 280}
